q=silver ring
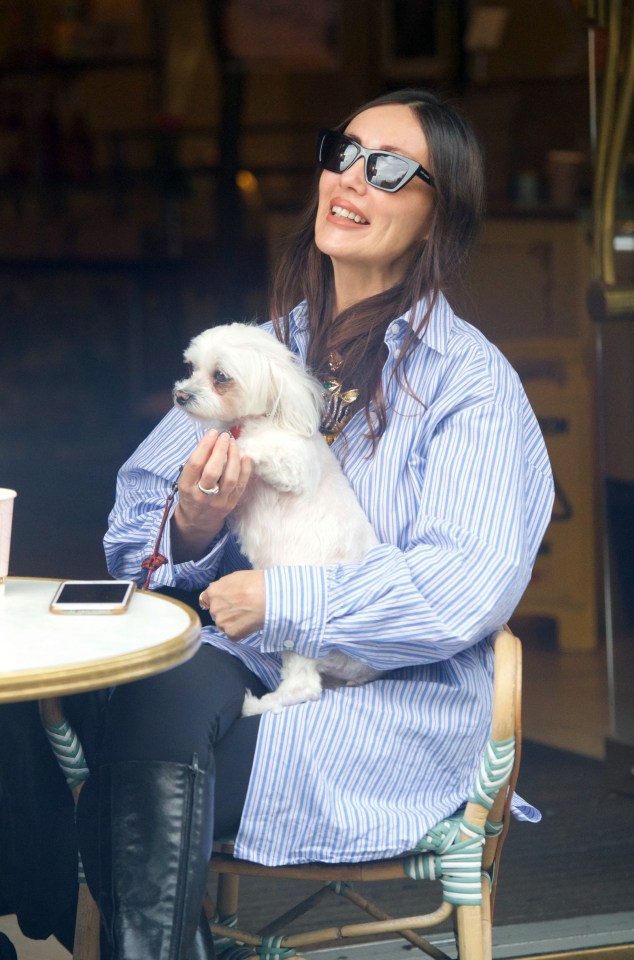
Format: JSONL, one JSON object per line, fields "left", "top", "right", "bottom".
{"left": 197, "top": 481, "right": 220, "bottom": 496}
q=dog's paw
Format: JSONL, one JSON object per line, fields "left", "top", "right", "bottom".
{"left": 242, "top": 690, "right": 264, "bottom": 716}
{"left": 242, "top": 690, "right": 285, "bottom": 716}
{"left": 242, "top": 435, "right": 316, "bottom": 495}
{"left": 241, "top": 684, "right": 322, "bottom": 715}
{"left": 257, "top": 457, "right": 312, "bottom": 495}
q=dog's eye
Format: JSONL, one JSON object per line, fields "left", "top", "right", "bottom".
{"left": 213, "top": 369, "right": 232, "bottom": 384}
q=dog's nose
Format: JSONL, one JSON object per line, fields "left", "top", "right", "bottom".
{"left": 173, "top": 389, "right": 192, "bottom": 406}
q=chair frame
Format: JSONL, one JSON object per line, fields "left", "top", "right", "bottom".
{"left": 206, "top": 627, "right": 523, "bottom": 960}
{"left": 41, "top": 626, "right": 521, "bottom": 960}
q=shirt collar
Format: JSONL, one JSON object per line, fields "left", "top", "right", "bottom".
{"left": 385, "top": 293, "right": 453, "bottom": 357}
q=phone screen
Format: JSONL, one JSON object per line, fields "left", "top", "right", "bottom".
{"left": 55, "top": 582, "right": 132, "bottom": 605}
{"left": 50, "top": 580, "right": 136, "bottom": 614}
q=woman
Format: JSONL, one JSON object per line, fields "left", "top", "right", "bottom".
{"left": 77, "top": 88, "right": 554, "bottom": 959}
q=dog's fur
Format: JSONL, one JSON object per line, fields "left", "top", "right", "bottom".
{"left": 173, "top": 322, "right": 381, "bottom": 714}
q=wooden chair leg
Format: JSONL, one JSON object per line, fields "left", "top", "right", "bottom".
{"left": 480, "top": 877, "right": 493, "bottom": 960}
{"left": 216, "top": 871, "right": 240, "bottom": 920}
{"left": 73, "top": 884, "right": 101, "bottom": 960}
{"left": 455, "top": 904, "right": 485, "bottom": 960}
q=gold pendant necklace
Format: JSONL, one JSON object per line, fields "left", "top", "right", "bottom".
{"left": 320, "top": 352, "right": 359, "bottom": 444}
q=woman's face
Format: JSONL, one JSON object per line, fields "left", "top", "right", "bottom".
{"left": 315, "top": 103, "right": 435, "bottom": 293}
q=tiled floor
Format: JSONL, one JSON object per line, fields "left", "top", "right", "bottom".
{"left": 520, "top": 633, "right": 609, "bottom": 760}
{"left": 0, "top": 921, "right": 70, "bottom": 959}
{"left": 0, "top": 633, "right": 615, "bottom": 959}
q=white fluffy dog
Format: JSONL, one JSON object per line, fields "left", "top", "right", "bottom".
{"left": 173, "top": 322, "right": 381, "bottom": 715}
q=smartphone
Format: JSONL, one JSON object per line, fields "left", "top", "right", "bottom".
{"left": 49, "top": 580, "right": 136, "bottom": 615}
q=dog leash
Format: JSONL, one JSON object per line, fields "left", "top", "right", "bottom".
{"left": 141, "top": 465, "right": 183, "bottom": 589}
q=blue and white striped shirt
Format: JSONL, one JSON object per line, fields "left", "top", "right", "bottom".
{"left": 105, "top": 294, "right": 554, "bottom": 865}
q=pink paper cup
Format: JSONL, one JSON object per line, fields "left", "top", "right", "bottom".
{"left": 0, "top": 488, "right": 17, "bottom": 595}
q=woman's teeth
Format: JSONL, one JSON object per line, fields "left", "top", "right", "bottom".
{"left": 331, "top": 205, "right": 368, "bottom": 224}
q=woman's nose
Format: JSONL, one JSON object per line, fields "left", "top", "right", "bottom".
{"left": 339, "top": 156, "right": 367, "bottom": 192}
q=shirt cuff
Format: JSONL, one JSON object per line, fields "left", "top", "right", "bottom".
{"left": 261, "top": 565, "right": 328, "bottom": 655}
{"left": 146, "top": 504, "right": 229, "bottom": 587}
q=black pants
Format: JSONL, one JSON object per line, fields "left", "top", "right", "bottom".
{"left": 76, "top": 640, "right": 267, "bottom": 895}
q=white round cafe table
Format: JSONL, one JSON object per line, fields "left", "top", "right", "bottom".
{"left": 0, "top": 577, "right": 201, "bottom": 702}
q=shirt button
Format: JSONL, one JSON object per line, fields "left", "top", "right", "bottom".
{"left": 389, "top": 322, "right": 401, "bottom": 336}
{"left": 283, "top": 640, "right": 294, "bottom": 650}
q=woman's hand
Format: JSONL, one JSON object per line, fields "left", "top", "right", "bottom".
{"left": 200, "top": 570, "right": 265, "bottom": 640}
{"left": 171, "top": 430, "right": 252, "bottom": 562}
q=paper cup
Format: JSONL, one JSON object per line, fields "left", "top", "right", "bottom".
{"left": 0, "top": 488, "right": 17, "bottom": 596}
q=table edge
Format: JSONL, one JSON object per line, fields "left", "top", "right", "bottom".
{"left": 0, "top": 579, "right": 202, "bottom": 702}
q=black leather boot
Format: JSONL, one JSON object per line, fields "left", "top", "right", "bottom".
{"left": 0, "top": 933, "right": 17, "bottom": 960}
{"left": 99, "top": 756, "right": 215, "bottom": 959}
{"left": 189, "top": 913, "right": 216, "bottom": 960}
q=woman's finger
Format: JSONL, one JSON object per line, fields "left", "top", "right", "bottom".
{"left": 196, "top": 432, "right": 232, "bottom": 496}
{"left": 179, "top": 429, "right": 220, "bottom": 484}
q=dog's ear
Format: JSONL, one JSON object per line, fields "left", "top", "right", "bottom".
{"left": 183, "top": 331, "right": 208, "bottom": 367}
{"left": 266, "top": 355, "right": 323, "bottom": 437}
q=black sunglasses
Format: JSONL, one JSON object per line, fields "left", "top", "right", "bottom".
{"left": 317, "top": 129, "right": 436, "bottom": 193}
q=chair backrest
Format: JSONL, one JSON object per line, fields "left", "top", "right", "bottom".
{"left": 474, "top": 626, "right": 522, "bottom": 910}
{"left": 463, "top": 628, "right": 521, "bottom": 818}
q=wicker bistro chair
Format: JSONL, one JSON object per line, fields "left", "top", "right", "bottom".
{"left": 38, "top": 697, "right": 101, "bottom": 960}
{"left": 40, "top": 626, "right": 522, "bottom": 960}
{"left": 206, "top": 626, "right": 523, "bottom": 960}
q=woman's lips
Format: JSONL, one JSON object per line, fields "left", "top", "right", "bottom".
{"left": 328, "top": 198, "right": 369, "bottom": 225}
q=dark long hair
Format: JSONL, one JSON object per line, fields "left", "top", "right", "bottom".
{"left": 270, "top": 89, "right": 485, "bottom": 448}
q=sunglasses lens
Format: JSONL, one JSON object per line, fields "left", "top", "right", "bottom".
{"left": 320, "top": 132, "right": 358, "bottom": 173}
{"left": 367, "top": 153, "right": 411, "bottom": 191}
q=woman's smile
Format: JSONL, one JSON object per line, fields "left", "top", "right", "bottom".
{"left": 327, "top": 197, "right": 370, "bottom": 226}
